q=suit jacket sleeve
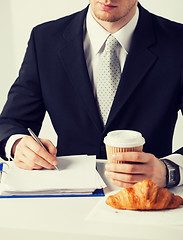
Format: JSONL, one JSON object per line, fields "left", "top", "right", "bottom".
{"left": 0, "top": 28, "right": 46, "bottom": 159}
{"left": 173, "top": 64, "right": 183, "bottom": 156}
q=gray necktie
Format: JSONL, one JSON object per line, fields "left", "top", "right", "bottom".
{"left": 96, "top": 35, "right": 121, "bottom": 125}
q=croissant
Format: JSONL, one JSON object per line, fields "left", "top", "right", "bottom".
{"left": 106, "top": 179, "right": 183, "bottom": 210}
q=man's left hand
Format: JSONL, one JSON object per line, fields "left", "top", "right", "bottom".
{"left": 105, "top": 152, "right": 166, "bottom": 188}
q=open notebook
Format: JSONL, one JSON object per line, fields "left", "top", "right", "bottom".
{"left": 0, "top": 155, "right": 106, "bottom": 197}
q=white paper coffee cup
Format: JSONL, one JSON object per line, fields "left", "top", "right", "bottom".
{"left": 104, "top": 130, "right": 145, "bottom": 163}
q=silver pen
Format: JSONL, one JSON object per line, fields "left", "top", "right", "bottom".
{"left": 27, "top": 128, "right": 59, "bottom": 171}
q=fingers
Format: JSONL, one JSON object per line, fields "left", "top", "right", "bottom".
{"left": 105, "top": 170, "right": 145, "bottom": 184}
{"left": 105, "top": 162, "right": 148, "bottom": 174}
{"left": 112, "top": 152, "right": 154, "bottom": 164}
{"left": 105, "top": 162, "right": 147, "bottom": 187}
{"left": 14, "top": 159, "right": 43, "bottom": 170}
{"left": 13, "top": 136, "right": 57, "bottom": 170}
{"left": 23, "top": 136, "right": 57, "bottom": 165}
{"left": 16, "top": 143, "right": 55, "bottom": 169}
{"left": 105, "top": 152, "right": 155, "bottom": 187}
{"left": 41, "top": 139, "right": 57, "bottom": 157}
{"left": 105, "top": 152, "right": 166, "bottom": 188}
{"left": 110, "top": 179, "right": 136, "bottom": 188}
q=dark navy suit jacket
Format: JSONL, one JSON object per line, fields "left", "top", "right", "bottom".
{"left": 1, "top": 4, "right": 183, "bottom": 160}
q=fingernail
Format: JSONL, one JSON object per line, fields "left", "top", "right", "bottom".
{"left": 53, "top": 160, "right": 57, "bottom": 165}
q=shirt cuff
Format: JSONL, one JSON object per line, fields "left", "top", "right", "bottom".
{"left": 5, "top": 134, "right": 27, "bottom": 160}
{"left": 161, "top": 154, "right": 183, "bottom": 186}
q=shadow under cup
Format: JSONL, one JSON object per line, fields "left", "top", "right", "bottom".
{"left": 104, "top": 130, "right": 145, "bottom": 164}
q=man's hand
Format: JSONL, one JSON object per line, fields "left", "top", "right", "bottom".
{"left": 12, "top": 136, "right": 57, "bottom": 170}
{"left": 105, "top": 152, "right": 166, "bottom": 188}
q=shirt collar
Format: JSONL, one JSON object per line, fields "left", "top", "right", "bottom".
{"left": 86, "top": 5, "right": 139, "bottom": 55}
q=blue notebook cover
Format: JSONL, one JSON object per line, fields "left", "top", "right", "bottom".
{"left": 0, "top": 163, "right": 104, "bottom": 198}
{"left": 0, "top": 163, "right": 2, "bottom": 171}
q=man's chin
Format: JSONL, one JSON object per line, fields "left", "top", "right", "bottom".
{"left": 94, "top": 12, "right": 121, "bottom": 23}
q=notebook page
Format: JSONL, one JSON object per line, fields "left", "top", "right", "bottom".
{"left": 0, "top": 155, "right": 105, "bottom": 194}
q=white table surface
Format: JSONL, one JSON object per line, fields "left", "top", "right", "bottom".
{"left": 0, "top": 160, "right": 183, "bottom": 240}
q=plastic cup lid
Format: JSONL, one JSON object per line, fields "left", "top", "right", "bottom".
{"left": 103, "top": 130, "right": 145, "bottom": 148}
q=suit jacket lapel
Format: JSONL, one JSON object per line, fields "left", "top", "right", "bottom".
{"left": 58, "top": 7, "right": 103, "bottom": 133}
{"left": 105, "top": 5, "right": 158, "bottom": 129}
{"left": 58, "top": 5, "right": 158, "bottom": 133}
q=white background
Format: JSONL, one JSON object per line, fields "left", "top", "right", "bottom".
{"left": 0, "top": 0, "right": 183, "bottom": 151}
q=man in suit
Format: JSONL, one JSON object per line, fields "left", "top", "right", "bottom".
{"left": 0, "top": 0, "right": 183, "bottom": 188}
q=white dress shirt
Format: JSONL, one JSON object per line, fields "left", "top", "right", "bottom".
{"left": 5, "top": 6, "right": 183, "bottom": 185}
{"left": 84, "top": 6, "right": 139, "bottom": 97}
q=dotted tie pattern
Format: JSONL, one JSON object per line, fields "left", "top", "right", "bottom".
{"left": 96, "top": 35, "right": 121, "bottom": 125}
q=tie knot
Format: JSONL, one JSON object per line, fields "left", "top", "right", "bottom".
{"left": 105, "top": 35, "right": 120, "bottom": 52}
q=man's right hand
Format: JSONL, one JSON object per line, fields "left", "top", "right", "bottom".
{"left": 12, "top": 136, "right": 57, "bottom": 170}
